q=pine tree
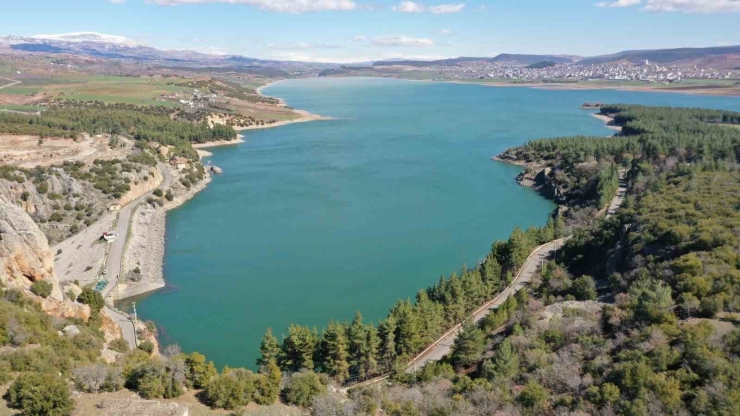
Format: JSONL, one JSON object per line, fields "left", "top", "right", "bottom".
{"left": 489, "top": 338, "right": 519, "bottom": 380}
{"left": 378, "top": 317, "right": 397, "bottom": 371}
{"left": 415, "top": 290, "right": 445, "bottom": 346}
{"left": 318, "top": 321, "right": 350, "bottom": 381}
{"left": 482, "top": 254, "right": 503, "bottom": 298}
{"left": 444, "top": 273, "right": 467, "bottom": 324}
{"left": 280, "top": 325, "right": 318, "bottom": 372}
{"left": 506, "top": 227, "right": 531, "bottom": 272}
{"left": 391, "top": 299, "right": 422, "bottom": 356}
{"left": 361, "top": 325, "right": 380, "bottom": 379}
{"left": 462, "top": 267, "right": 486, "bottom": 307}
{"left": 450, "top": 319, "right": 485, "bottom": 369}
{"left": 257, "top": 328, "right": 281, "bottom": 368}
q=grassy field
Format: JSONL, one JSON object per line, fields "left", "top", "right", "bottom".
{"left": 0, "top": 74, "right": 193, "bottom": 106}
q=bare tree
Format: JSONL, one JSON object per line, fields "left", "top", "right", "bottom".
{"left": 163, "top": 344, "right": 182, "bottom": 358}
{"left": 8, "top": 317, "right": 29, "bottom": 347}
{"left": 74, "top": 364, "right": 108, "bottom": 393}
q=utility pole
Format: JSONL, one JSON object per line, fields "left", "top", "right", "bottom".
{"left": 132, "top": 302, "right": 138, "bottom": 326}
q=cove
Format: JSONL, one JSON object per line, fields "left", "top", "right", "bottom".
{"left": 132, "top": 78, "right": 740, "bottom": 370}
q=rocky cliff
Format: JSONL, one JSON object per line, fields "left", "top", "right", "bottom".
{"left": 0, "top": 198, "right": 63, "bottom": 300}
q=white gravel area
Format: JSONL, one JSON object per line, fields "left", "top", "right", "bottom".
{"left": 53, "top": 212, "right": 115, "bottom": 286}
{"left": 122, "top": 204, "right": 165, "bottom": 288}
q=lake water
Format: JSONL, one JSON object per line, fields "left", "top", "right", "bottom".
{"left": 132, "top": 78, "right": 740, "bottom": 369}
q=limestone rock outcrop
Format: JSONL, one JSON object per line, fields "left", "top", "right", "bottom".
{"left": 0, "top": 199, "right": 63, "bottom": 300}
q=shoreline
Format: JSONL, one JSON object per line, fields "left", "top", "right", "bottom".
{"left": 192, "top": 135, "right": 245, "bottom": 149}
{"left": 590, "top": 113, "right": 622, "bottom": 132}
{"left": 117, "top": 82, "right": 323, "bottom": 302}
{"left": 355, "top": 75, "right": 740, "bottom": 97}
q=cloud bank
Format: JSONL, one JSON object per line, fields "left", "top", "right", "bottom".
{"left": 149, "top": 0, "right": 357, "bottom": 13}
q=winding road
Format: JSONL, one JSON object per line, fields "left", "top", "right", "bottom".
{"left": 349, "top": 168, "right": 629, "bottom": 388}
{"left": 102, "top": 163, "right": 172, "bottom": 349}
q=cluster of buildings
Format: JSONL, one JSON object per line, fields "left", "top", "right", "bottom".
{"left": 383, "top": 60, "right": 739, "bottom": 84}
{"left": 158, "top": 88, "right": 220, "bottom": 108}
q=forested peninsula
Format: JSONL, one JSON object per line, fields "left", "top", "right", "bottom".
{"left": 2, "top": 103, "right": 740, "bottom": 416}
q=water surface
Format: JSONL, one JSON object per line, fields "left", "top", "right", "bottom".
{"left": 133, "top": 78, "right": 740, "bottom": 369}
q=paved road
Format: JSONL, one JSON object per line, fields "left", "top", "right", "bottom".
{"left": 349, "top": 169, "right": 630, "bottom": 389}
{"left": 406, "top": 237, "right": 569, "bottom": 372}
{"left": 101, "top": 163, "right": 171, "bottom": 349}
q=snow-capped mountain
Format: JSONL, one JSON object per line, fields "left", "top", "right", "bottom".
{"left": 30, "top": 32, "right": 140, "bottom": 47}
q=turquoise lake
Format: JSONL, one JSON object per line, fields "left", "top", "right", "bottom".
{"left": 132, "top": 78, "right": 740, "bottom": 369}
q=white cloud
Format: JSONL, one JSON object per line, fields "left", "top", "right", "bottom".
{"left": 370, "top": 35, "right": 434, "bottom": 47}
{"left": 392, "top": 1, "right": 425, "bottom": 12}
{"left": 595, "top": 0, "right": 740, "bottom": 12}
{"left": 595, "top": 0, "right": 640, "bottom": 7}
{"left": 109, "top": 0, "right": 126, "bottom": 3}
{"left": 352, "top": 35, "right": 368, "bottom": 42}
{"left": 644, "top": 0, "right": 740, "bottom": 13}
{"left": 148, "top": 0, "right": 357, "bottom": 13}
{"left": 434, "top": 28, "right": 452, "bottom": 35}
{"left": 428, "top": 3, "right": 464, "bottom": 13}
{"left": 192, "top": 38, "right": 208, "bottom": 43}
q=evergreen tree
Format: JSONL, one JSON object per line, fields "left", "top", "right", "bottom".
{"left": 444, "top": 273, "right": 467, "bottom": 324}
{"left": 257, "top": 328, "right": 281, "bottom": 368}
{"left": 462, "top": 266, "right": 486, "bottom": 308}
{"left": 378, "top": 316, "right": 397, "bottom": 371}
{"left": 487, "top": 338, "right": 519, "bottom": 380}
{"left": 414, "top": 290, "right": 445, "bottom": 346}
{"left": 317, "top": 321, "right": 350, "bottom": 381}
{"left": 390, "top": 299, "right": 422, "bottom": 356}
{"left": 481, "top": 254, "right": 502, "bottom": 297}
{"left": 450, "top": 319, "right": 485, "bottom": 369}
{"left": 280, "top": 325, "right": 318, "bottom": 372}
{"left": 505, "top": 227, "right": 531, "bottom": 272}
{"left": 360, "top": 325, "right": 380, "bottom": 379}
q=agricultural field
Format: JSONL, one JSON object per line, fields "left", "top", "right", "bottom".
{"left": 15, "top": 75, "right": 191, "bottom": 106}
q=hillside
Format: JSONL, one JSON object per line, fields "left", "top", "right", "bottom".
{"left": 579, "top": 45, "right": 740, "bottom": 65}
{"left": 373, "top": 53, "right": 580, "bottom": 67}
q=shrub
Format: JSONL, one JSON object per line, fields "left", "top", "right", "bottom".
{"left": 30, "top": 281, "right": 53, "bottom": 298}
{"left": 204, "top": 373, "right": 246, "bottom": 410}
{"left": 77, "top": 287, "right": 104, "bottom": 313}
{"left": 36, "top": 182, "right": 49, "bottom": 194}
{"left": 5, "top": 372, "right": 74, "bottom": 416}
{"left": 138, "top": 341, "right": 155, "bottom": 355}
{"left": 109, "top": 338, "right": 130, "bottom": 353}
{"left": 153, "top": 189, "right": 163, "bottom": 197}
{"left": 185, "top": 352, "right": 217, "bottom": 389}
{"left": 282, "top": 371, "right": 326, "bottom": 407}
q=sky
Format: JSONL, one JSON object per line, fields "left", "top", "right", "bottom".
{"left": 2, "top": 0, "right": 740, "bottom": 63}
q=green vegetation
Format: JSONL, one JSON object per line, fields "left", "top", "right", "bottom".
{"left": 5, "top": 372, "right": 74, "bottom": 416}
{"left": 29, "top": 281, "right": 53, "bottom": 298}
{"left": 0, "top": 106, "right": 236, "bottom": 148}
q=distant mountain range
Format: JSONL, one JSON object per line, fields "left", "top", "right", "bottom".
{"left": 1, "top": 32, "right": 739, "bottom": 70}
{"left": 373, "top": 54, "right": 581, "bottom": 67}
{"left": 0, "top": 32, "right": 335, "bottom": 71}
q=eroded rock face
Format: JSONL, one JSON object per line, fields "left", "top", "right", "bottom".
{"left": 0, "top": 199, "right": 63, "bottom": 300}
{"left": 40, "top": 297, "right": 90, "bottom": 320}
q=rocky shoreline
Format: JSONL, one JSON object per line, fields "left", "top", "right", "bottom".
{"left": 117, "top": 168, "right": 212, "bottom": 301}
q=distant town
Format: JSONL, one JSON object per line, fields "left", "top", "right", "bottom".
{"left": 372, "top": 60, "right": 739, "bottom": 84}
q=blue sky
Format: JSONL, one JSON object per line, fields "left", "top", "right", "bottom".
{"left": 3, "top": 0, "right": 740, "bottom": 62}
